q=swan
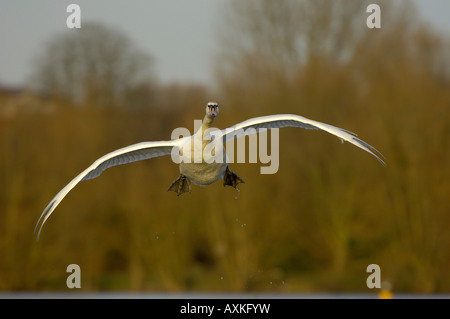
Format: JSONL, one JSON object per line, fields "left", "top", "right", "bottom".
{"left": 34, "top": 102, "right": 385, "bottom": 239}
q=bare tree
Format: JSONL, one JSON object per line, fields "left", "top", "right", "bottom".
{"left": 29, "top": 23, "right": 154, "bottom": 107}
{"left": 215, "top": 0, "right": 419, "bottom": 82}
{"left": 215, "top": 0, "right": 302, "bottom": 85}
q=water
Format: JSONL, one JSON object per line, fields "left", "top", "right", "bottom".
{"left": 0, "top": 292, "right": 448, "bottom": 299}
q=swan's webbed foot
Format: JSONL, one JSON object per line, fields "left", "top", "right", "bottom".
{"left": 168, "top": 175, "right": 191, "bottom": 196}
{"left": 223, "top": 167, "right": 245, "bottom": 189}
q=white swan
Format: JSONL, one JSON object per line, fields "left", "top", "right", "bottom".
{"left": 35, "top": 102, "right": 385, "bottom": 239}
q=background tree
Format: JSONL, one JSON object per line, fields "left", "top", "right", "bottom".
{"left": 30, "top": 23, "right": 154, "bottom": 108}
{"left": 214, "top": 0, "right": 421, "bottom": 112}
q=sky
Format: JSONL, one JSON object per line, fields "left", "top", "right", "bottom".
{"left": 0, "top": 0, "right": 449, "bottom": 89}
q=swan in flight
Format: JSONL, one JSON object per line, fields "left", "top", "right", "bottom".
{"left": 35, "top": 102, "right": 385, "bottom": 239}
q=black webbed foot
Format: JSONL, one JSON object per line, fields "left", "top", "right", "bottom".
{"left": 223, "top": 167, "right": 245, "bottom": 189}
{"left": 168, "top": 175, "right": 192, "bottom": 196}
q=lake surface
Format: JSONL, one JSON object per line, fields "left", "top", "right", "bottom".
{"left": 1, "top": 292, "right": 448, "bottom": 299}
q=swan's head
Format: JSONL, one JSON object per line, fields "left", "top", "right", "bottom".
{"left": 206, "top": 102, "right": 219, "bottom": 118}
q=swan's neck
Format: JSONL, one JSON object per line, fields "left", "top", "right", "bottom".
{"left": 201, "top": 114, "right": 216, "bottom": 131}
{"left": 193, "top": 115, "right": 217, "bottom": 141}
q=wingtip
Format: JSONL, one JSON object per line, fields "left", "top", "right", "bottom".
{"left": 33, "top": 219, "right": 42, "bottom": 238}
{"left": 351, "top": 136, "right": 386, "bottom": 167}
{"left": 34, "top": 199, "right": 56, "bottom": 240}
{"left": 33, "top": 221, "right": 43, "bottom": 241}
{"left": 378, "top": 157, "right": 387, "bottom": 167}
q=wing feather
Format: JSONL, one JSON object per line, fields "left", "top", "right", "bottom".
{"left": 35, "top": 140, "right": 179, "bottom": 240}
{"left": 222, "top": 114, "right": 385, "bottom": 165}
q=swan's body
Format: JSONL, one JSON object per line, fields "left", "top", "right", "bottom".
{"left": 177, "top": 110, "right": 228, "bottom": 186}
{"left": 35, "top": 102, "right": 385, "bottom": 239}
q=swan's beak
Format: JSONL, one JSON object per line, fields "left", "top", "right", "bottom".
{"left": 207, "top": 104, "right": 218, "bottom": 117}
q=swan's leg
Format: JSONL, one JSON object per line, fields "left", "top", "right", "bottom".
{"left": 168, "top": 175, "right": 191, "bottom": 196}
{"left": 223, "top": 166, "right": 245, "bottom": 189}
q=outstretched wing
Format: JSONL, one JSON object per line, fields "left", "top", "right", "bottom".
{"left": 35, "top": 140, "right": 180, "bottom": 240}
{"left": 222, "top": 114, "right": 385, "bottom": 165}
